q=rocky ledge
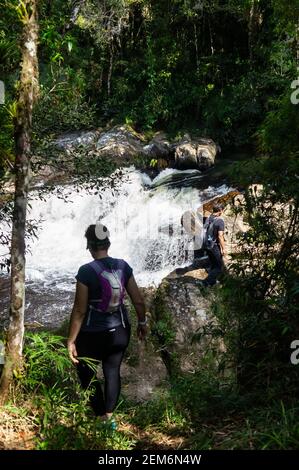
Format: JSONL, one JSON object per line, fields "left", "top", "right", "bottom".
{"left": 53, "top": 125, "right": 220, "bottom": 173}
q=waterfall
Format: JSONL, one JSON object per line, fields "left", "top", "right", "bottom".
{"left": 23, "top": 167, "right": 229, "bottom": 288}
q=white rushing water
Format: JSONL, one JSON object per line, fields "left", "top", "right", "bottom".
{"left": 3, "top": 168, "right": 230, "bottom": 289}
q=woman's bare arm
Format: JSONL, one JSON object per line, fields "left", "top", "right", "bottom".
{"left": 126, "top": 275, "right": 147, "bottom": 340}
{"left": 67, "top": 281, "right": 88, "bottom": 363}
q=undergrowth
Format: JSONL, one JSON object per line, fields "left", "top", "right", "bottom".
{"left": 1, "top": 331, "right": 298, "bottom": 450}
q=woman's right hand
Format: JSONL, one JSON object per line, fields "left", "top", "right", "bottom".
{"left": 67, "top": 341, "right": 79, "bottom": 364}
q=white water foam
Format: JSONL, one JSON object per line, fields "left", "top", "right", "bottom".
{"left": 2, "top": 168, "right": 230, "bottom": 289}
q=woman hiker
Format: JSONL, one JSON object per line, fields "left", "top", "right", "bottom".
{"left": 67, "top": 222, "right": 147, "bottom": 427}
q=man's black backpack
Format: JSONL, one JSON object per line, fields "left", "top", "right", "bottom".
{"left": 202, "top": 216, "right": 217, "bottom": 250}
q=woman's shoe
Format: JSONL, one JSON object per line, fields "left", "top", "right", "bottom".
{"left": 109, "top": 419, "right": 117, "bottom": 431}
{"left": 103, "top": 417, "right": 117, "bottom": 431}
{"left": 95, "top": 417, "right": 118, "bottom": 433}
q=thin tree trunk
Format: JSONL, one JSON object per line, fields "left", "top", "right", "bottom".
{"left": 193, "top": 23, "right": 200, "bottom": 73}
{"left": 208, "top": 17, "right": 214, "bottom": 56}
{"left": 107, "top": 43, "right": 113, "bottom": 97}
{"left": 0, "top": 0, "right": 39, "bottom": 404}
{"left": 248, "top": 0, "right": 261, "bottom": 65}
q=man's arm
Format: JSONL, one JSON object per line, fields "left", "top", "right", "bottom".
{"left": 218, "top": 230, "right": 226, "bottom": 256}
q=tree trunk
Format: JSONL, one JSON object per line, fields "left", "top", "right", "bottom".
{"left": 248, "top": 0, "right": 260, "bottom": 65}
{"left": 107, "top": 42, "right": 114, "bottom": 97}
{"left": 0, "top": 0, "right": 39, "bottom": 404}
{"left": 193, "top": 23, "right": 200, "bottom": 73}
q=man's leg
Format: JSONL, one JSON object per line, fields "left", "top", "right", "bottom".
{"left": 203, "top": 246, "right": 223, "bottom": 286}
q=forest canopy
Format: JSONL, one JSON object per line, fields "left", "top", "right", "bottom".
{"left": 0, "top": 0, "right": 298, "bottom": 178}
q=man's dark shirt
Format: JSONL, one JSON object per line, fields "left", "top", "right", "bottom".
{"left": 210, "top": 215, "right": 225, "bottom": 245}
{"left": 203, "top": 215, "right": 225, "bottom": 248}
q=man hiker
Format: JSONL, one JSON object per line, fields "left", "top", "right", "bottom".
{"left": 200, "top": 203, "right": 226, "bottom": 287}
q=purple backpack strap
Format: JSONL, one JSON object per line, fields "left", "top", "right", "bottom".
{"left": 88, "top": 259, "right": 126, "bottom": 312}
{"left": 89, "top": 259, "right": 104, "bottom": 276}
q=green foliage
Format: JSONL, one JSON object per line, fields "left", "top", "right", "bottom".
{"left": 151, "top": 282, "right": 180, "bottom": 376}
{"left": 151, "top": 283, "right": 176, "bottom": 350}
{"left": 1, "top": 0, "right": 298, "bottom": 176}
{"left": 1, "top": 0, "right": 299, "bottom": 451}
{"left": 150, "top": 158, "right": 157, "bottom": 167}
{"left": 18, "top": 331, "right": 135, "bottom": 450}
{"left": 20, "top": 332, "right": 72, "bottom": 392}
{"left": 209, "top": 401, "right": 299, "bottom": 450}
{"left": 73, "top": 150, "right": 118, "bottom": 179}
{"left": 33, "top": 76, "right": 97, "bottom": 135}
{"left": 257, "top": 92, "right": 299, "bottom": 156}
{"left": 3, "top": 327, "right": 299, "bottom": 450}
{"left": 212, "top": 182, "right": 299, "bottom": 392}
{"left": 129, "top": 388, "right": 187, "bottom": 430}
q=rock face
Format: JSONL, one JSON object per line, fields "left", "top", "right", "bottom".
{"left": 54, "top": 125, "right": 146, "bottom": 164}
{"left": 147, "top": 275, "right": 219, "bottom": 375}
{"left": 174, "top": 138, "right": 218, "bottom": 171}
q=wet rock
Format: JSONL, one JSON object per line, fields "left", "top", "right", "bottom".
{"left": 202, "top": 190, "right": 242, "bottom": 214}
{"left": 54, "top": 129, "right": 101, "bottom": 150}
{"left": 150, "top": 169, "right": 202, "bottom": 188}
{"left": 31, "top": 126, "right": 222, "bottom": 189}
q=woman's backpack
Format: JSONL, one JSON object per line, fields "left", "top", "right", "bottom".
{"left": 88, "top": 259, "right": 126, "bottom": 313}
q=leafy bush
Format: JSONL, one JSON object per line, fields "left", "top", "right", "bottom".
{"left": 21, "top": 333, "right": 72, "bottom": 392}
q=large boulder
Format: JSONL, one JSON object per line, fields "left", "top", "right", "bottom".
{"left": 34, "top": 126, "right": 220, "bottom": 187}
{"left": 146, "top": 192, "right": 248, "bottom": 377}
{"left": 95, "top": 125, "right": 146, "bottom": 162}
{"left": 34, "top": 125, "right": 147, "bottom": 184}
{"left": 147, "top": 275, "right": 221, "bottom": 375}
{"left": 175, "top": 138, "right": 219, "bottom": 171}
{"left": 143, "top": 131, "right": 172, "bottom": 160}
{"left": 53, "top": 125, "right": 147, "bottom": 163}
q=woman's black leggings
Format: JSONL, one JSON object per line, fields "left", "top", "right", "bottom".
{"left": 75, "top": 324, "right": 131, "bottom": 416}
